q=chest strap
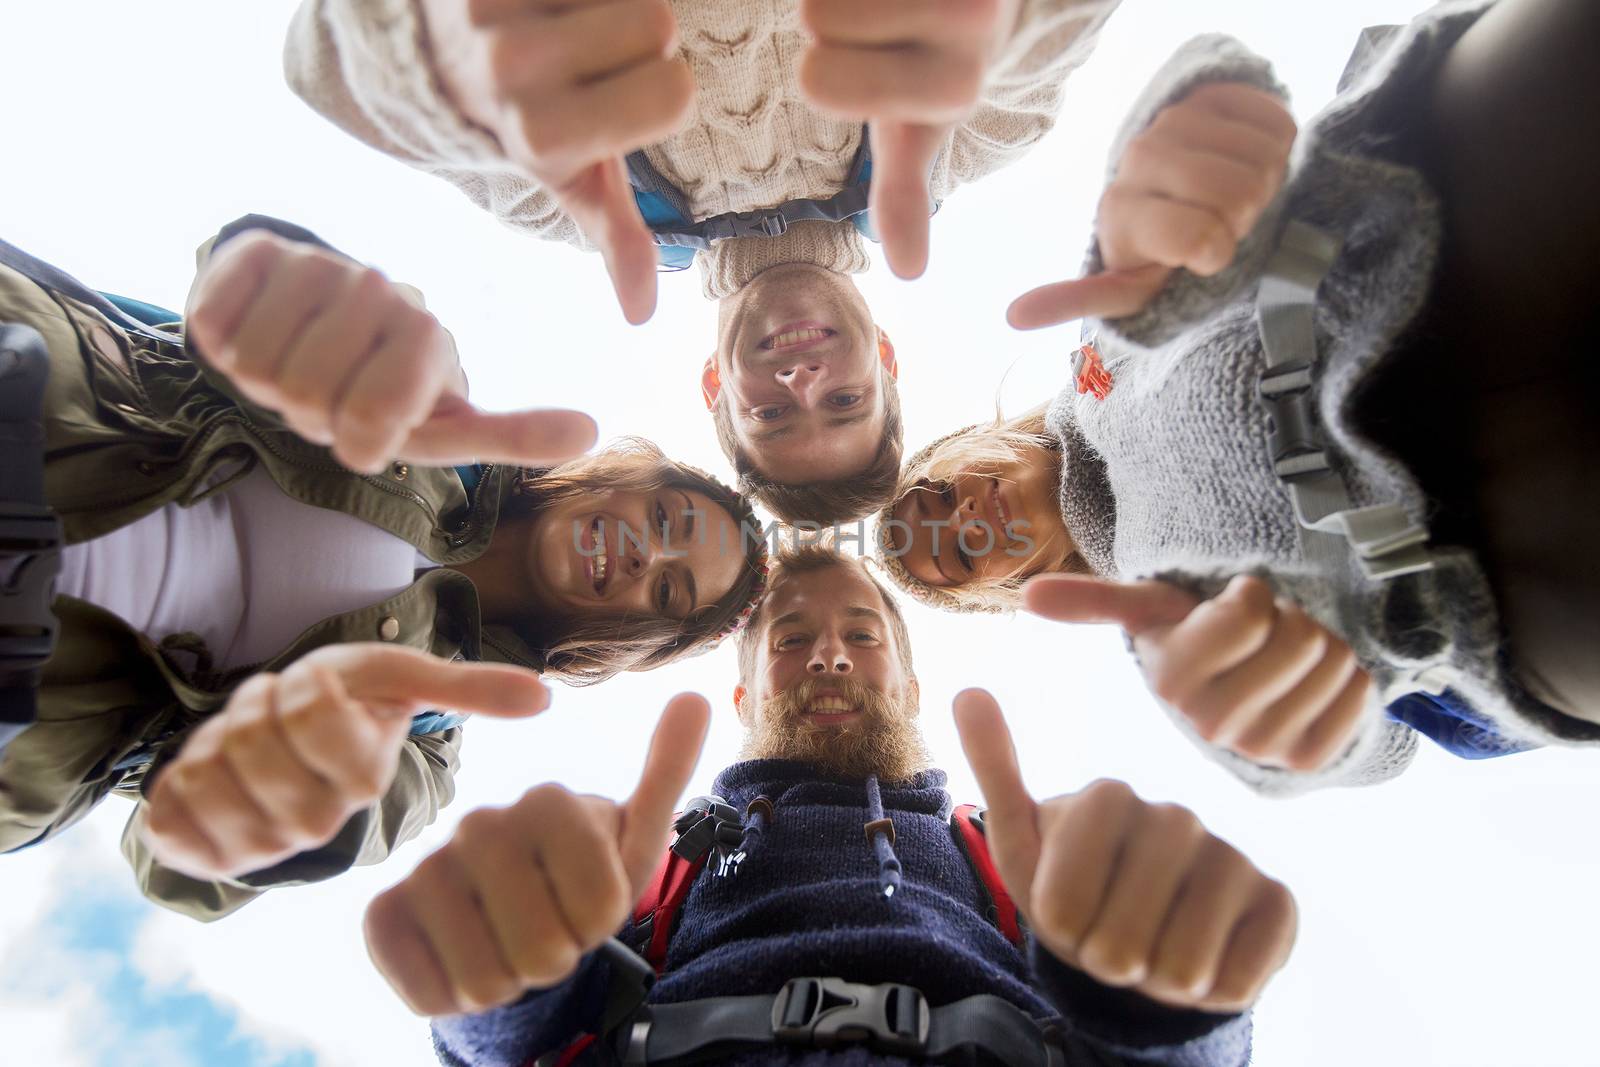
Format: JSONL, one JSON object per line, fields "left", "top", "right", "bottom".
{"left": 0, "top": 323, "right": 61, "bottom": 757}
{"left": 611, "top": 977, "right": 1070, "bottom": 1067}
{"left": 1255, "top": 220, "right": 1434, "bottom": 582}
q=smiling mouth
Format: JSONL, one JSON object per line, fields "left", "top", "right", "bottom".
{"left": 990, "top": 480, "right": 1013, "bottom": 530}
{"left": 587, "top": 516, "right": 610, "bottom": 594}
{"left": 760, "top": 321, "right": 836, "bottom": 351}
{"left": 804, "top": 693, "right": 861, "bottom": 724}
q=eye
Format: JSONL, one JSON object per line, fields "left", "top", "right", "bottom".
{"left": 753, "top": 405, "right": 787, "bottom": 422}
{"left": 656, "top": 574, "right": 673, "bottom": 614}
{"left": 848, "top": 630, "right": 879, "bottom": 644}
{"left": 776, "top": 633, "right": 807, "bottom": 650}
{"left": 829, "top": 393, "right": 863, "bottom": 409}
{"left": 956, "top": 546, "right": 974, "bottom": 573}
{"left": 655, "top": 501, "right": 670, "bottom": 538}
{"left": 938, "top": 484, "right": 956, "bottom": 508}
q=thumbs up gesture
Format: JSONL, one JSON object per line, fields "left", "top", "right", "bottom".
{"left": 1008, "top": 83, "right": 1297, "bottom": 328}
{"left": 418, "top": 0, "right": 698, "bottom": 324}
{"left": 363, "top": 693, "right": 711, "bottom": 1016}
{"left": 1025, "top": 573, "right": 1372, "bottom": 773}
{"left": 143, "top": 644, "right": 552, "bottom": 881}
{"left": 955, "top": 690, "right": 1296, "bottom": 1013}
{"left": 799, "top": 0, "right": 1022, "bottom": 278}
{"left": 187, "top": 230, "right": 599, "bottom": 475}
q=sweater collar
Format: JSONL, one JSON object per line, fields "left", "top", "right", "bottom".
{"left": 710, "top": 759, "right": 950, "bottom": 816}
{"left": 1047, "top": 403, "right": 1120, "bottom": 578}
{"left": 697, "top": 220, "right": 872, "bottom": 301}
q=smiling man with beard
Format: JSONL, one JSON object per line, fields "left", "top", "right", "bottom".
{"left": 364, "top": 543, "right": 1296, "bottom": 1067}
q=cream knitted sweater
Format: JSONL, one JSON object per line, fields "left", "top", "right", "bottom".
{"left": 284, "top": 0, "right": 1117, "bottom": 298}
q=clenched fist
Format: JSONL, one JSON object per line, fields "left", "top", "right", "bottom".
{"left": 143, "top": 644, "right": 549, "bottom": 881}
{"left": 955, "top": 690, "right": 1296, "bottom": 1013}
{"left": 1025, "top": 573, "right": 1372, "bottom": 772}
{"left": 1010, "top": 82, "right": 1297, "bottom": 328}
{"left": 421, "top": 0, "right": 697, "bottom": 323}
{"left": 186, "top": 230, "right": 597, "bottom": 473}
{"left": 364, "top": 693, "right": 710, "bottom": 1016}
{"left": 799, "top": 0, "right": 1022, "bottom": 278}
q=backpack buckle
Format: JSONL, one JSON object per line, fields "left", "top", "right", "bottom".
{"left": 0, "top": 505, "right": 62, "bottom": 674}
{"left": 772, "top": 977, "right": 930, "bottom": 1055}
{"left": 727, "top": 210, "right": 789, "bottom": 239}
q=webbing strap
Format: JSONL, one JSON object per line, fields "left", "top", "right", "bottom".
{"left": 951, "top": 805, "right": 1024, "bottom": 946}
{"left": 1255, "top": 221, "right": 1434, "bottom": 582}
{"left": 618, "top": 984, "right": 1068, "bottom": 1066}
{"left": 0, "top": 323, "right": 62, "bottom": 754}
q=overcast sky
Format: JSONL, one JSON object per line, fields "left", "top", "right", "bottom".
{"left": 2, "top": 1, "right": 1597, "bottom": 1065}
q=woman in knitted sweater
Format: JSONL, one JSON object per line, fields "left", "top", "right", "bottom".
{"left": 282, "top": 0, "right": 1119, "bottom": 523}
{"left": 874, "top": 0, "right": 1600, "bottom": 795}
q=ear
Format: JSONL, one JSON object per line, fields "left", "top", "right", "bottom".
{"left": 876, "top": 327, "right": 898, "bottom": 381}
{"left": 733, "top": 684, "right": 748, "bottom": 722}
{"left": 906, "top": 677, "right": 922, "bottom": 719}
{"left": 701, "top": 356, "right": 721, "bottom": 411}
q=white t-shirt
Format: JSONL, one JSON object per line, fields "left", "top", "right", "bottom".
{"left": 57, "top": 466, "right": 432, "bottom": 671}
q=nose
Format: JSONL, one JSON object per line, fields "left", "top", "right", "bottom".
{"left": 775, "top": 361, "right": 828, "bottom": 407}
{"left": 623, "top": 532, "right": 661, "bottom": 580}
{"left": 807, "top": 633, "right": 853, "bottom": 675}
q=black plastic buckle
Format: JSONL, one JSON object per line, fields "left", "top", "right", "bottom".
{"left": 1257, "top": 363, "right": 1330, "bottom": 481}
{"left": 772, "top": 977, "right": 930, "bottom": 1055}
{"left": 0, "top": 504, "right": 62, "bottom": 672}
{"left": 727, "top": 210, "right": 789, "bottom": 239}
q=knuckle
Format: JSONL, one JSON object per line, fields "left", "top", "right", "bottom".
{"left": 1148, "top": 801, "right": 1203, "bottom": 839}
{"left": 522, "top": 782, "right": 575, "bottom": 814}
{"left": 1077, "top": 936, "right": 1147, "bottom": 988}
{"left": 458, "top": 972, "right": 524, "bottom": 1014}
{"left": 514, "top": 939, "right": 581, "bottom": 988}
{"left": 1148, "top": 663, "right": 1189, "bottom": 707}
{"left": 641, "top": 0, "right": 676, "bottom": 50}
{"left": 1082, "top": 777, "right": 1136, "bottom": 808}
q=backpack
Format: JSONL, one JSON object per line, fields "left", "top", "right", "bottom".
{"left": 628, "top": 127, "right": 937, "bottom": 271}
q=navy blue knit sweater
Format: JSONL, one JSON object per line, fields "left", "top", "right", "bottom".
{"left": 431, "top": 760, "right": 1253, "bottom": 1066}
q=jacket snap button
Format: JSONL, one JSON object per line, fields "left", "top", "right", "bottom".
{"left": 378, "top": 617, "right": 401, "bottom": 641}
{"left": 135, "top": 460, "right": 157, "bottom": 476}
{"left": 391, "top": 462, "right": 409, "bottom": 480}
{"left": 115, "top": 402, "right": 140, "bottom": 415}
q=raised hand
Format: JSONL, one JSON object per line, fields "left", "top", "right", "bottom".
{"left": 421, "top": 0, "right": 696, "bottom": 323}
{"left": 1009, "top": 82, "right": 1297, "bottom": 328}
{"left": 799, "top": 0, "right": 1022, "bottom": 278}
{"left": 186, "top": 230, "right": 598, "bottom": 474}
{"left": 1024, "top": 573, "right": 1371, "bottom": 772}
{"left": 363, "top": 693, "right": 711, "bottom": 1016}
{"left": 142, "top": 644, "right": 550, "bottom": 881}
{"left": 954, "top": 689, "right": 1296, "bottom": 1013}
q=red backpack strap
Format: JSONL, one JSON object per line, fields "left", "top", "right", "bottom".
{"left": 630, "top": 830, "right": 712, "bottom": 974}
{"left": 951, "top": 804, "right": 1025, "bottom": 948}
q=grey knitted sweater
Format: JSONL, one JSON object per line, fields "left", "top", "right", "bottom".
{"left": 1048, "top": 2, "right": 1600, "bottom": 797}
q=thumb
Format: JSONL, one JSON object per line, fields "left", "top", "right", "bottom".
{"left": 1023, "top": 574, "right": 1198, "bottom": 635}
{"left": 400, "top": 405, "right": 598, "bottom": 468}
{"left": 619, "top": 692, "right": 712, "bottom": 891}
{"left": 1006, "top": 265, "right": 1171, "bottom": 330}
{"left": 557, "top": 157, "right": 660, "bottom": 325}
{"left": 869, "top": 121, "right": 946, "bottom": 280}
{"left": 953, "top": 688, "right": 1041, "bottom": 913}
{"left": 313, "top": 644, "right": 552, "bottom": 720}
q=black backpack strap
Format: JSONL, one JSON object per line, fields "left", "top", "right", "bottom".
{"left": 0, "top": 323, "right": 62, "bottom": 755}
{"left": 609, "top": 978, "right": 1070, "bottom": 1066}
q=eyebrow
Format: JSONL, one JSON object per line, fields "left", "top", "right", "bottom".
{"left": 749, "top": 410, "right": 872, "bottom": 444}
{"left": 768, "top": 605, "right": 885, "bottom": 629}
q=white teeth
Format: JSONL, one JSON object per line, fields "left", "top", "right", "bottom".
{"left": 808, "top": 696, "right": 855, "bottom": 714}
{"left": 768, "top": 328, "right": 828, "bottom": 349}
{"left": 591, "top": 519, "right": 607, "bottom": 589}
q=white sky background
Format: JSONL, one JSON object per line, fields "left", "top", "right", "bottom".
{"left": 1, "top": 1, "right": 1597, "bottom": 1065}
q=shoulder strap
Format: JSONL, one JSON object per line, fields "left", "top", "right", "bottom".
{"left": 950, "top": 805, "right": 1025, "bottom": 947}
{"left": 630, "top": 822, "right": 713, "bottom": 973}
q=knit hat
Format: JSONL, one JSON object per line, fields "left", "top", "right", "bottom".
{"left": 870, "top": 425, "right": 1013, "bottom": 615}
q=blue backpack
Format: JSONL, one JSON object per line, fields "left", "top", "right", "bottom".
{"left": 626, "top": 125, "right": 917, "bottom": 271}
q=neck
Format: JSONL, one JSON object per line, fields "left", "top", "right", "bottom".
{"left": 445, "top": 514, "right": 541, "bottom": 624}
{"left": 700, "top": 220, "right": 872, "bottom": 300}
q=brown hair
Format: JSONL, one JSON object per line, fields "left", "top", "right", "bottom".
{"left": 736, "top": 538, "right": 914, "bottom": 688}
{"left": 510, "top": 438, "right": 769, "bottom": 686}
{"left": 873, "top": 406, "right": 1083, "bottom": 614}
{"left": 712, "top": 368, "right": 904, "bottom": 525}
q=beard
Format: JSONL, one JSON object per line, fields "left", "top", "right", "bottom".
{"left": 740, "top": 676, "right": 932, "bottom": 783}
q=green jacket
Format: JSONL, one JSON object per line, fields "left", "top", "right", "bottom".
{"left": 0, "top": 217, "right": 546, "bottom": 920}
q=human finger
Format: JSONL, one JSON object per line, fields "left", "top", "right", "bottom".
{"left": 401, "top": 404, "right": 599, "bottom": 468}
{"left": 1022, "top": 574, "right": 1198, "bottom": 635}
{"left": 868, "top": 121, "right": 946, "bottom": 278}
{"left": 1005, "top": 266, "right": 1172, "bottom": 328}
{"left": 1230, "top": 637, "right": 1360, "bottom": 765}
{"left": 1097, "top": 183, "right": 1238, "bottom": 277}
{"left": 617, "top": 693, "right": 711, "bottom": 889}
{"left": 1184, "top": 600, "right": 1328, "bottom": 747}
{"left": 953, "top": 688, "right": 1042, "bottom": 905}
